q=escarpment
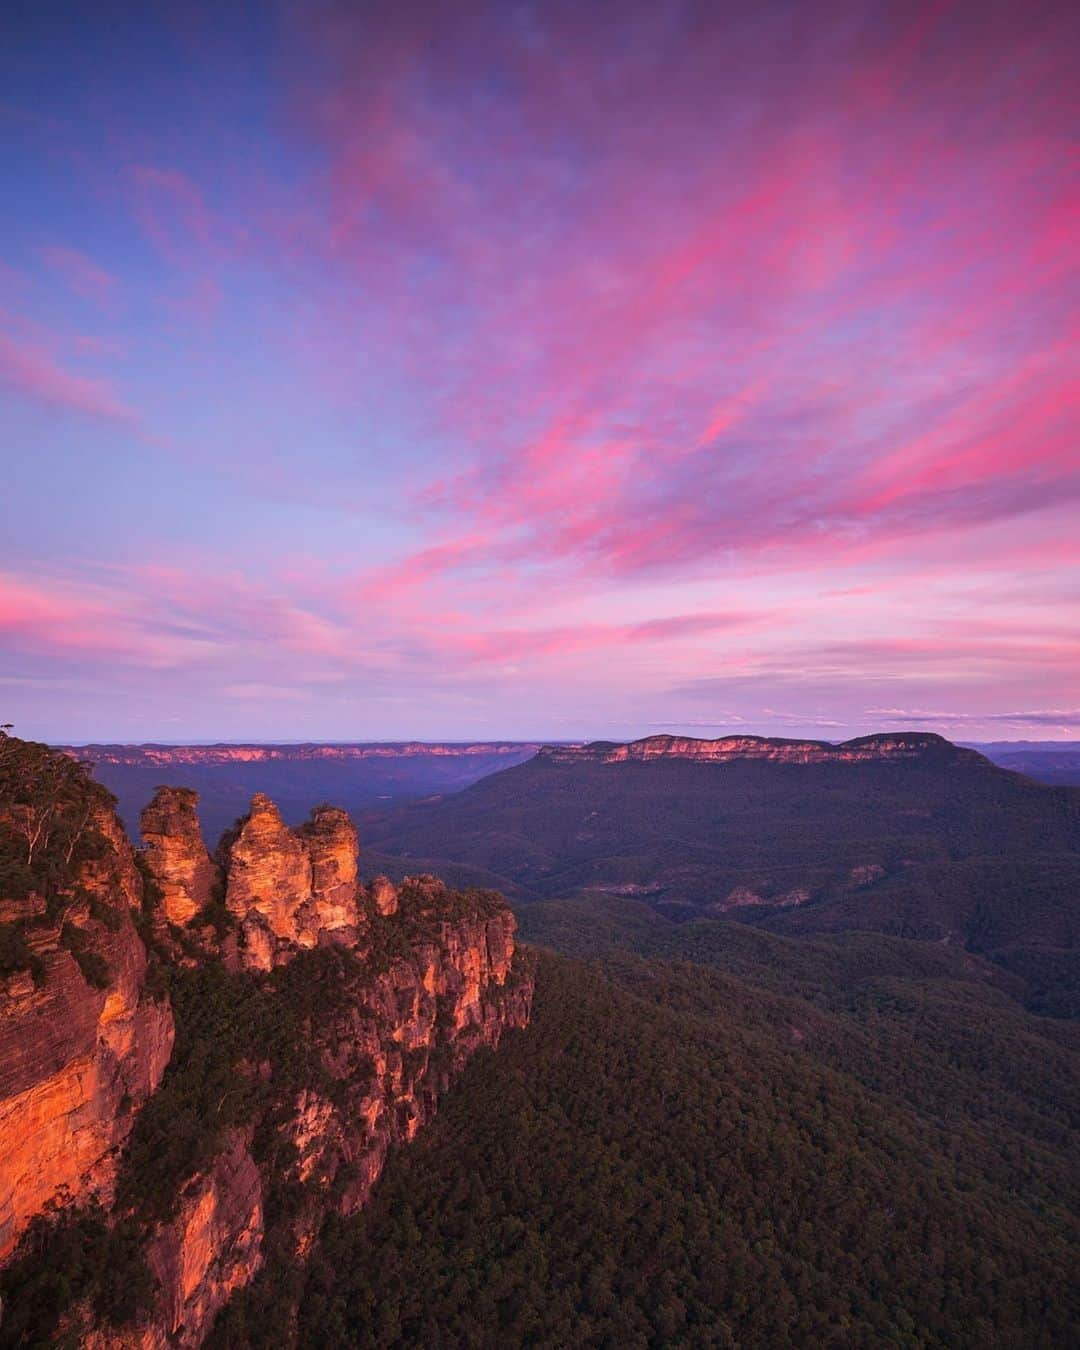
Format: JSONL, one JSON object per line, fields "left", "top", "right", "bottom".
{"left": 539, "top": 731, "right": 989, "bottom": 766}
{"left": 0, "top": 739, "right": 174, "bottom": 1266}
{"left": 0, "top": 736, "right": 533, "bottom": 1348}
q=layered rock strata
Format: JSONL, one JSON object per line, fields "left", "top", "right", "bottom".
{"left": 0, "top": 803, "right": 174, "bottom": 1262}
{"left": 96, "top": 875, "right": 531, "bottom": 1347}
{"left": 217, "top": 794, "right": 376, "bottom": 969}
{"left": 540, "top": 732, "right": 986, "bottom": 766}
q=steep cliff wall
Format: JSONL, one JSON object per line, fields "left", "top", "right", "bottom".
{"left": 64, "top": 742, "right": 546, "bottom": 766}
{"left": 0, "top": 798, "right": 174, "bottom": 1263}
{"left": 0, "top": 756, "right": 532, "bottom": 1349}
{"left": 219, "top": 794, "right": 367, "bottom": 967}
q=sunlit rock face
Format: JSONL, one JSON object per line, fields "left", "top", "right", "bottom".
{"left": 129, "top": 874, "right": 530, "bottom": 1347}
{"left": 297, "top": 805, "right": 360, "bottom": 942}
{"left": 223, "top": 794, "right": 313, "bottom": 959}
{"left": 144, "top": 1132, "right": 264, "bottom": 1349}
{"left": 140, "top": 787, "right": 220, "bottom": 926}
{"left": 0, "top": 804, "right": 174, "bottom": 1263}
{"left": 214, "top": 795, "right": 368, "bottom": 969}
{"left": 370, "top": 874, "right": 399, "bottom": 916}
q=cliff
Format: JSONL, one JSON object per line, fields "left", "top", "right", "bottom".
{"left": 538, "top": 732, "right": 988, "bottom": 766}
{"left": 0, "top": 737, "right": 175, "bottom": 1266}
{"left": 0, "top": 737, "right": 533, "bottom": 1348}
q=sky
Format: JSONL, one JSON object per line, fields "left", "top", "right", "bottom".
{"left": 1, "top": 0, "right": 1077, "bottom": 743}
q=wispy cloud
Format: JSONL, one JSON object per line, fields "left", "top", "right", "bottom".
{"left": 0, "top": 331, "right": 136, "bottom": 424}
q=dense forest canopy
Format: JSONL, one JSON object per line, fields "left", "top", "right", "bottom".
{"left": 213, "top": 948, "right": 1079, "bottom": 1348}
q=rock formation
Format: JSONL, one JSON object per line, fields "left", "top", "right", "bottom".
{"left": 222, "top": 793, "right": 315, "bottom": 966}
{"left": 370, "top": 874, "right": 399, "bottom": 915}
{"left": 64, "top": 742, "right": 545, "bottom": 766}
{"left": 297, "top": 804, "right": 360, "bottom": 939}
{"left": 140, "top": 787, "right": 219, "bottom": 926}
{"left": 143, "top": 1132, "right": 264, "bottom": 1347}
{"left": 539, "top": 731, "right": 987, "bottom": 766}
{"left": 217, "top": 795, "right": 365, "bottom": 969}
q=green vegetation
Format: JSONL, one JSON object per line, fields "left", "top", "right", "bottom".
{"left": 0, "top": 728, "right": 117, "bottom": 905}
{"left": 0, "top": 1205, "right": 155, "bottom": 1347}
{"left": 5, "top": 729, "right": 1078, "bottom": 1346}
{"left": 0, "top": 729, "right": 124, "bottom": 986}
{"left": 242, "top": 949, "right": 1077, "bottom": 1348}
{"left": 0, "top": 919, "right": 44, "bottom": 985}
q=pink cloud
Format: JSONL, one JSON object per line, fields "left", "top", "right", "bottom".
{"left": 0, "top": 331, "right": 136, "bottom": 424}
{"left": 441, "top": 610, "right": 774, "bottom": 666}
{"left": 39, "top": 245, "right": 117, "bottom": 308}
{"left": 269, "top": 0, "right": 1077, "bottom": 615}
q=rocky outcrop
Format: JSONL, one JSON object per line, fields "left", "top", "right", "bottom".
{"left": 297, "top": 805, "right": 360, "bottom": 940}
{"left": 140, "top": 788, "right": 219, "bottom": 926}
{"left": 271, "top": 884, "right": 529, "bottom": 1234}
{"left": 215, "top": 795, "right": 366, "bottom": 970}
{"left": 222, "top": 794, "right": 314, "bottom": 966}
{"left": 0, "top": 804, "right": 174, "bottom": 1262}
{"left": 370, "top": 874, "right": 399, "bottom": 916}
{"left": 539, "top": 732, "right": 987, "bottom": 766}
{"left": 105, "top": 874, "right": 532, "bottom": 1347}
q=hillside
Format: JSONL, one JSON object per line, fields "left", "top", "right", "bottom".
{"left": 3, "top": 732, "right": 1078, "bottom": 1345}
{"left": 968, "top": 743, "right": 1080, "bottom": 787}
{"left": 359, "top": 733, "right": 1080, "bottom": 1008}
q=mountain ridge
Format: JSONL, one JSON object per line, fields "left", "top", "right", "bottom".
{"left": 61, "top": 741, "right": 549, "bottom": 767}
{"left": 539, "top": 730, "right": 990, "bottom": 766}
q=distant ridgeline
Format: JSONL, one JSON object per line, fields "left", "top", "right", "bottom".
{"left": 538, "top": 730, "right": 986, "bottom": 764}
{"left": 362, "top": 731, "right": 1080, "bottom": 1016}
{"left": 60, "top": 741, "right": 547, "bottom": 846}
{"left": 61, "top": 741, "right": 547, "bottom": 765}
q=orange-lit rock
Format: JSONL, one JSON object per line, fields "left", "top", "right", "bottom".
{"left": 145, "top": 1132, "right": 263, "bottom": 1348}
{"left": 219, "top": 796, "right": 368, "bottom": 969}
{"left": 140, "top": 787, "right": 219, "bottom": 926}
{"left": 539, "top": 731, "right": 985, "bottom": 765}
{"left": 2, "top": 780, "right": 532, "bottom": 1350}
{"left": 0, "top": 804, "right": 174, "bottom": 1262}
{"left": 297, "top": 805, "right": 360, "bottom": 943}
{"left": 221, "top": 794, "right": 311, "bottom": 969}
{"left": 370, "top": 874, "right": 399, "bottom": 915}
